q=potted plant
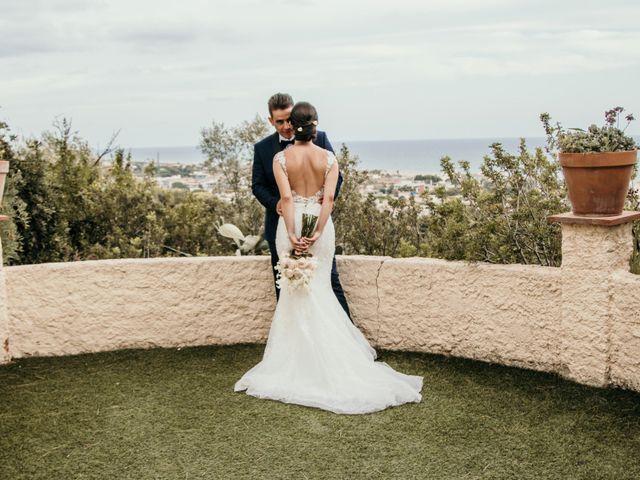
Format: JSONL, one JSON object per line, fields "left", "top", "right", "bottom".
{"left": 540, "top": 107, "right": 637, "bottom": 216}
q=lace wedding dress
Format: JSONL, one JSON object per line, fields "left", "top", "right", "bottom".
{"left": 234, "top": 150, "right": 423, "bottom": 414}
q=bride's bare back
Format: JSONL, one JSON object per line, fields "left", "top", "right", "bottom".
{"left": 282, "top": 144, "right": 330, "bottom": 197}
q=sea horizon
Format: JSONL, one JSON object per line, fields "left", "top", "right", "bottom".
{"left": 127, "top": 136, "right": 640, "bottom": 175}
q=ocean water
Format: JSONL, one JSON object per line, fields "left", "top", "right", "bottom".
{"left": 341, "top": 137, "right": 549, "bottom": 173}
{"left": 128, "top": 137, "right": 554, "bottom": 174}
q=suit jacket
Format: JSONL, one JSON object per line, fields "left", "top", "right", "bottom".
{"left": 252, "top": 131, "right": 343, "bottom": 244}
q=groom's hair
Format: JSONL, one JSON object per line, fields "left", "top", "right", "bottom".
{"left": 268, "top": 93, "right": 294, "bottom": 116}
{"left": 290, "top": 102, "right": 318, "bottom": 142}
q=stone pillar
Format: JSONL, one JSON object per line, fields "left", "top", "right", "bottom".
{"left": 0, "top": 215, "right": 9, "bottom": 363}
{"left": 549, "top": 211, "right": 640, "bottom": 387}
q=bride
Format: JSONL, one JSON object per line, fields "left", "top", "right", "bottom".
{"left": 234, "top": 102, "right": 423, "bottom": 414}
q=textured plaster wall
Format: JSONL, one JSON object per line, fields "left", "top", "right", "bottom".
{"left": 338, "top": 257, "right": 562, "bottom": 373}
{"left": 610, "top": 272, "right": 640, "bottom": 391}
{"left": 5, "top": 257, "right": 275, "bottom": 358}
{"left": 7, "top": 255, "right": 563, "bottom": 375}
{"left": 3, "top": 221, "right": 639, "bottom": 392}
{"left": 0, "top": 240, "right": 9, "bottom": 363}
{"left": 557, "top": 222, "right": 640, "bottom": 390}
{"left": 0, "top": 269, "right": 9, "bottom": 363}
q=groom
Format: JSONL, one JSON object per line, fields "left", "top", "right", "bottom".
{"left": 252, "top": 92, "right": 351, "bottom": 319}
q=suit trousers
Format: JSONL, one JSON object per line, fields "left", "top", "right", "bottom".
{"left": 268, "top": 240, "right": 352, "bottom": 321}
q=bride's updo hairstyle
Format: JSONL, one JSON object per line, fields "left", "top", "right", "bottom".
{"left": 290, "top": 101, "right": 318, "bottom": 142}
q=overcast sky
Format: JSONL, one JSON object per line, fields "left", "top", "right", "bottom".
{"left": 1, "top": 0, "right": 639, "bottom": 148}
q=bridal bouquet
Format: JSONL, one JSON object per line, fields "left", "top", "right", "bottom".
{"left": 275, "top": 253, "right": 318, "bottom": 291}
{"left": 275, "top": 213, "right": 319, "bottom": 292}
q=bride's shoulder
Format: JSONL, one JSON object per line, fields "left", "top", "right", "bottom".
{"left": 325, "top": 149, "right": 337, "bottom": 164}
{"left": 318, "top": 149, "right": 337, "bottom": 174}
{"left": 272, "top": 150, "right": 287, "bottom": 171}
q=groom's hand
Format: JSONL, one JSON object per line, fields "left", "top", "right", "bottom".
{"left": 276, "top": 200, "right": 283, "bottom": 215}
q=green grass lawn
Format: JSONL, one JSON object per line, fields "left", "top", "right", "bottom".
{"left": 1, "top": 344, "right": 639, "bottom": 479}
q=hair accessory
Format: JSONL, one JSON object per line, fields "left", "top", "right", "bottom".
{"left": 297, "top": 127, "right": 303, "bottom": 132}
{"left": 312, "top": 120, "right": 318, "bottom": 126}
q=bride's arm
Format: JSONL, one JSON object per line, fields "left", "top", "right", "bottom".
{"left": 305, "top": 161, "right": 339, "bottom": 244}
{"left": 273, "top": 157, "right": 307, "bottom": 251}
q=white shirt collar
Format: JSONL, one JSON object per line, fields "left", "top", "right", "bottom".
{"left": 278, "top": 134, "right": 294, "bottom": 142}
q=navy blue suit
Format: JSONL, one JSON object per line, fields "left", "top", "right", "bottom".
{"left": 252, "top": 132, "right": 351, "bottom": 319}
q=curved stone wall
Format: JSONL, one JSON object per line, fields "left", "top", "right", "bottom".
{"left": 337, "top": 256, "right": 564, "bottom": 373}
{"left": 4, "top": 222, "right": 640, "bottom": 393}
{"left": 6, "top": 256, "right": 276, "bottom": 358}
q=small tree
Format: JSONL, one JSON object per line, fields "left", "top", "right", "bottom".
{"left": 0, "top": 119, "right": 24, "bottom": 263}
{"left": 199, "top": 115, "right": 269, "bottom": 240}
{"left": 423, "top": 140, "right": 568, "bottom": 266}
{"left": 332, "top": 144, "right": 424, "bottom": 256}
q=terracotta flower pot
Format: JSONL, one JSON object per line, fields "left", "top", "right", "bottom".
{"left": 559, "top": 150, "right": 637, "bottom": 216}
{"left": 0, "top": 161, "right": 8, "bottom": 206}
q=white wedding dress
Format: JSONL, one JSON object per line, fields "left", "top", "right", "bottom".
{"left": 234, "top": 150, "right": 423, "bottom": 414}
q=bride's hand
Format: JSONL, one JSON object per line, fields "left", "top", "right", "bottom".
{"left": 302, "top": 230, "right": 322, "bottom": 247}
{"left": 289, "top": 233, "right": 307, "bottom": 252}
